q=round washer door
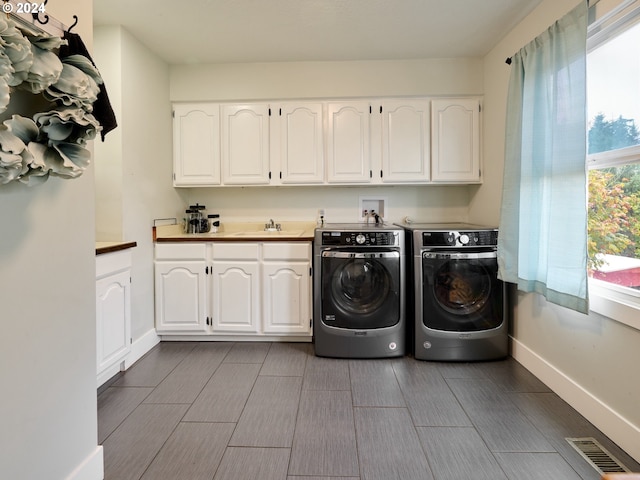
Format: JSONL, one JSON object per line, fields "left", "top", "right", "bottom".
{"left": 321, "top": 251, "right": 400, "bottom": 329}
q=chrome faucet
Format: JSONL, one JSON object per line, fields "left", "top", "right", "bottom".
{"left": 264, "top": 219, "right": 282, "bottom": 231}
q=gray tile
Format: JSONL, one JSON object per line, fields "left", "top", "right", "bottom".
{"left": 98, "top": 386, "right": 153, "bottom": 444}
{"left": 214, "top": 447, "right": 290, "bottom": 480}
{"left": 260, "top": 342, "right": 310, "bottom": 376}
{"left": 183, "top": 363, "right": 261, "bottom": 422}
{"left": 230, "top": 375, "right": 302, "bottom": 447}
{"left": 113, "top": 342, "right": 196, "bottom": 387}
{"left": 349, "top": 359, "right": 405, "bottom": 407}
{"left": 494, "top": 452, "right": 583, "bottom": 480}
{"left": 513, "top": 392, "right": 640, "bottom": 478}
{"left": 303, "top": 355, "right": 351, "bottom": 391}
{"left": 140, "top": 422, "right": 235, "bottom": 480}
{"left": 417, "top": 427, "right": 507, "bottom": 480}
{"left": 102, "top": 403, "right": 189, "bottom": 480}
{"left": 475, "top": 359, "right": 552, "bottom": 393}
{"left": 446, "top": 378, "right": 554, "bottom": 453}
{"left": 289, "top": 390, "right": 359, "bottom": 477}
{"left": 354, "top": 407, "right": 434, "bottom": 480}
{"left": 223, "top": 342, "right": 271, "bottom": 363}
{"left": 289, "top": 478, "right": 359, "bottom": 480}
{"left": 144, "top": 342, "right": 232, "bottom": 404}
{"left": 393, "top": 358, "right": 472, "bottom": 426}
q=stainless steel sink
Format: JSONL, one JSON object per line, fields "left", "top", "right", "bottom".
{"left": 230, "top": 230, "right": 305, "bottom": 237}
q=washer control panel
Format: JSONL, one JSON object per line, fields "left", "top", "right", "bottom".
{"left": 321, "top": 231, "right": 399, "bottom": 247}
{"left": 421, "top": 230, "right": 498, "bottom": 247}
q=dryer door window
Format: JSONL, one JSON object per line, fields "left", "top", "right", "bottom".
{"left": 434, "top": 261, "right": 491, "bottom": 315}
{"left": 422, "top": 251, "right": 503, "bottom": 332}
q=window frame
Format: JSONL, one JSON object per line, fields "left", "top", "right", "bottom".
{"left": 587, "top": 0, "right": 640, "bottom": 330}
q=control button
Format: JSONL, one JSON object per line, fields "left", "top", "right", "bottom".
{"left": 356, "top": 234, "right": 366, "bottom": 245}
{"left": 389, "top": 342, "right": 397, "bottom": 351}
{"left": 459, "top": 234, "right": 470, "bottom": 245}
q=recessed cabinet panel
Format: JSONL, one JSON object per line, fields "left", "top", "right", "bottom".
{"left": 173, "top": 103, "right": 220, "bottom": 186}
{"left": 155, "top": 261, "right": 208, "bottom": 332}
{"left": 222, "top": 104, "right": 270, "bottom": 184}
{"left": 431, "top": 98, "right": 481, "bottom": 183}
{"left": 211, "top": 261, "right": 260, "bottom": 333}
{"left": 96, "top": 271, "right": 130, "bottom": 374}
{"left": 382, "top": 100, "right": 431, "bottom": 183}
{"left": 263, "top": 262, "right": 311, "bottom": 334}
{"left": 327, "top": 102, "right": 371, "bottom": 183}
{"left": 279, "top": 103, "right": 324, "bottom": 184}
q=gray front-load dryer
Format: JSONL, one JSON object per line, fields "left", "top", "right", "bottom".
{"left": 397, "top": 223, "right": 508, "bottom": 361}
{"left": 313, "top": 223, "right": 405, "bottom": 358}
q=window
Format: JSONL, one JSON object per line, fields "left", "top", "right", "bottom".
{"left": 587, "top": 0, "right": 640, "bottom": 326}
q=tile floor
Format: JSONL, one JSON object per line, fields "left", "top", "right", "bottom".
{"left": 98, "top": 341, "right": 640, "bottom": 480}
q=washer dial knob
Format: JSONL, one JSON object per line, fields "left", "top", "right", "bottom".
{"left": 459, "top": 234, "right": 470, "bottom": 245}
{"left": 356, "top": 234, "right": 367, "bottom": 245}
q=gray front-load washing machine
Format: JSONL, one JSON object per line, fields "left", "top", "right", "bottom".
{"left": 313, "top": 223, "right": 405, "bottom": 358}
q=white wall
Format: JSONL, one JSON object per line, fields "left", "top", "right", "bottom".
{"left": 0, "top": 2, "right": 103, "bottom": 479}
{"left": 480, "top": 0, "right": 640, "bottom": 462}
{"left": 170, "top": 58, "right": 484, "bottom": 225}
{"left": 94, "top": 26, "right": 183, "bottom": 346}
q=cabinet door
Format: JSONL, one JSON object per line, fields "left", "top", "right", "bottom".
{"left": 262, "top": 261, "right": 311, "bottom": 335}
{"left": 431, "top": 98, "right": 481, "bottom": 183}
{"left": 326, "top": 101, "right": 372, "bottom": 183}
{"left": 173, "top": 103, "right": 220, "bottom": 186}
{"left": 276, "top": 103, "right": 324, "bottom": 184}
{"left": 381, "top": 99, "right": 431, "bottom": 183}
{"left": 211, "top": 261, "right": 260, "bottom": 333}
{"left": 155, "top": 261, "right": 208, "bottom": 332}
{"left": 221, "top": 104, "right": 270, "bottom": 185}
{"left": 96, "top": 270, "right": 131, "bottom": 374}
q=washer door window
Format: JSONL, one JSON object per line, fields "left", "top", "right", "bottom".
{"left": 321, "top": 251, "right": 400, "bottom": 329}
{"left": 422, "top": 251, "right": 503, "bottom": 332}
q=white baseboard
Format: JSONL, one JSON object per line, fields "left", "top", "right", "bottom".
{"left": 124, "top": 328, "right": 160, "bottom": 370}
{"left": 511, "top": 337, "right": 640, "bottom": 463}
{"left": 65, "top": 446, "right": 103, "bottom": 480}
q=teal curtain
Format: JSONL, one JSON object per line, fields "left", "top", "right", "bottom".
{"left": 498, "top": 1, "right": 590, "bottom": 314}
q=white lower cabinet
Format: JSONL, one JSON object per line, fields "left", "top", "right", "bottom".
{"left": 211, "top": 243, "right": 261, "bottom": 333}
{"left": 154, "top": 242, "right": 312, "bottom": 338}
{"left": 262, "top": 243, "right": 312, "bottom": 335}
{"left": 155, "top": 243, "right": 209, "bottom": 333}
{"left": 96, "top": 249, "right": 132, "bottom": 386}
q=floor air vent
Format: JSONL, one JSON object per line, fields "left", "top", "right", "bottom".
{"left": 566, "top": 437, "right": 630, "bottom": 474}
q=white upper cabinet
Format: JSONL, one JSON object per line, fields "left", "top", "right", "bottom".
{"left": 171, "top": 96, "right": 482, "bottom": 187}
{"left": 380, "top": 99, "right": 431, "bottom": 183}
{"left": 221, "top": 104, "right": 271, "bottom": 185}
{"left": 272, "top": 102, "right": 325, "bottom": 184}
{"left": 431, "top": 98, "right": 482, "bottom": 183}
{"left": 173, "top": 103, "right": 221, "bottom": 186}
{"left": 326, "top": 101, "right": 372, "bottom": 183}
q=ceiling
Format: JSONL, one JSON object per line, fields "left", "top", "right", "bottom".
{"left": 93, "top": 0, "right": 542, "bottom": 65}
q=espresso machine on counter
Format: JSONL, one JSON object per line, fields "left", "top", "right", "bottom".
{"left": 184, "top": 204, "right": 220, "bottom": 234}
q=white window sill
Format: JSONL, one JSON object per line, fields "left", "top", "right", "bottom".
{"left": 589, "top": 279, "right": 640, "bottom": 331}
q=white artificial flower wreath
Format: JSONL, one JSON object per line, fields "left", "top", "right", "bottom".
{"left": 0, "top": 16, "right": 101, "bottom": 185}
